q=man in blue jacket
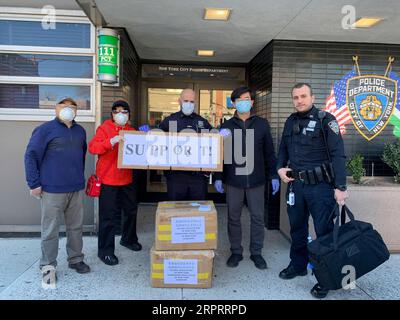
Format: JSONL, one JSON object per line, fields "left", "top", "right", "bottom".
{"left": 214, "top": 86, "right": 280, "bottom": 270}
{"left": 24, "top": 97, "right": 90, "bottom": 283}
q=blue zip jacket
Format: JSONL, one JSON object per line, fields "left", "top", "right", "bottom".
{"left": 24, "top": 118, "right": 87, "bottom": 193}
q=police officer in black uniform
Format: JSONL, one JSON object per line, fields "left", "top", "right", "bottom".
{"left": 159, "top": 88, "right": 213, "bottom": 200}
{"left": 277, "top": 83, "right": 348, "bottom": 299}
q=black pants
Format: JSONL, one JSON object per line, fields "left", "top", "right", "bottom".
{"left": 287, "top": 180, "right": 336, "bottom": 271}
{"left": 166, "top": 172, "right": 208, "bottom": 201}
{"left": 98, "top": 183, "right": 138, "bottom": 257}
{"left": 226, "top": 184, "right": 265, "bottom": 255}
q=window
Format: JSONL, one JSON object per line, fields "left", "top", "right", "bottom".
{"left": 0, "top": 10, "right": 96, "bottom": 121}
{"left": 0, "top": 20, "right": 90, "bottom": 48}
{"left": 0, "top": 84, "right": 91, "bottom": 110}
{"left": 0, "top": 53, "right": 93, "bottom": 78}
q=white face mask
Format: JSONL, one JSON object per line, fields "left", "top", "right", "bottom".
{"left": 114, "top": 112, "right": 128, "bottom": 126}
{"left": 181, "top": 102, "right": 195, "bottom": 116}
{"left": 59, "top": 107, "right": 75, "bottom": 122}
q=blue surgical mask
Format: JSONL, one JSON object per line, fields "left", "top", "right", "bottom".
{"left": 181, "top": 102, "right": 195, "bottom": 116}
{"left": 235, "top": 100, "right": 252, "bottom": 114}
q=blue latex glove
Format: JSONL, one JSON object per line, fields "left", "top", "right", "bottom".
{"left": 214, "top": 180, "right": 224, "bottom": 193}
{"left": 271, "top": 179, "right": 280, "bottom": 195}
{"left": 139, "top": 124, "right": 150, "bottom": 132}
{"left": 219, "top": 128, "right": 231, "bottom": 137}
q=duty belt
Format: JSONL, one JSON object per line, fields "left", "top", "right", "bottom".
{"left": 292, "top": 164, "right": 333, "bottom": 185}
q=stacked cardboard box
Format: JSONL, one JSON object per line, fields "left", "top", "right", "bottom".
{"left": 150, "top": 201, "right": 218, "bottom": 288}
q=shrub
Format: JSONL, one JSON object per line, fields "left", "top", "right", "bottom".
{"left": 382, "top": 139, "right": 400, "bottom": 183}
{"left": 346, "top": 154, "right": 365, "bottom": 184}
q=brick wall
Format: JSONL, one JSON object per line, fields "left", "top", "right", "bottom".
{"left": 248, "top": 39, "right": 400, "bottom": 229}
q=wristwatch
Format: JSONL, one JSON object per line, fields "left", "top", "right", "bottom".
{"left": 336, "top": 185, "right": 347, "bottom": 191}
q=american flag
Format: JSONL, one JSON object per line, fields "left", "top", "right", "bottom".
{"left": 323, "top": 68, "right": 357, "bottom": 134}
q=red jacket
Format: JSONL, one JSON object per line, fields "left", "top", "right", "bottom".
{"left": 89, "top": 119, "right": 135, "bottom": 186}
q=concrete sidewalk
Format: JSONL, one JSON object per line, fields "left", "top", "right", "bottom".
{"left": 0, "top": 205, "right": 399, "bottom": 300}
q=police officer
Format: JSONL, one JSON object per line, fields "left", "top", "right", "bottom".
{"left": 277, "top": 83, "right": 348, "bottom": 299}
{"left": 159, "top": 88, "right": 213, "bottom": 200}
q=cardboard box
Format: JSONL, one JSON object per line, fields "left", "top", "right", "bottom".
{"left": 155, "top": 201, "right": 218, "bottom": 250}
{"left": 150, "top": 246, "right": 214, "bottom": 288}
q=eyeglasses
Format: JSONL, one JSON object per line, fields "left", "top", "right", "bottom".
{"left": 112, "top": 110, "right": 129, "bottom": 114}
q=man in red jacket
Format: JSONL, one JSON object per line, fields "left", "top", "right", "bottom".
{"left": 89, "top": 100, "right": 142, "bottom": 266}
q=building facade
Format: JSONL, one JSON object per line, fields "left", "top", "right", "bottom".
{"left": 1, "top": 4, "right": 399, "bottom": 233}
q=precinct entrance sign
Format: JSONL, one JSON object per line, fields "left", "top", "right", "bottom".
{"left": 117, "top": 131, "right": 223, "bottom": 171}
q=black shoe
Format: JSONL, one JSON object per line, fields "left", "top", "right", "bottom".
{"left": 250, "top": 255, "right": 267, "bottom": 270}
{"left": 68, "top": 261, "right": 91, "bottom": 274}
{"left": 120, "top": 241, "right": 142, "bottom": 251}
{"left": 226, "top": 254, "right": 243, "bottom": 268}
{"left": 310, "top": 283, "right": 329, "bottom": 299}
{"left": 99, "top": 254, "right": 119, "bottom": 266}
{"left": 279, "top": 265, "right": 307, "bottom": 279}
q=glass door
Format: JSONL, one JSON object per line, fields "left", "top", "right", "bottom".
{"left": 144, "top": 84, "right": 193, "bottom": 195}
{"left": 137, "top": 81, "right": 243, "bottom": 203}
{"left": 195, "top": 84, "right": 241, "bottom": 200}
{"left": 148, "top": 87, "right": 183, "bottom": 128}
{"left": 198, "top": 88, "right": 236, "bottom": 128}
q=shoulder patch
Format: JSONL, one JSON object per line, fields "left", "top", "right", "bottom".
{"left": 328, "top": 120, "right": 340, "bottom": 135}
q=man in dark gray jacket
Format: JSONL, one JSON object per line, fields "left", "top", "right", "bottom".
{"left": 214, "top": 86, "right": 279, "bottom": 269}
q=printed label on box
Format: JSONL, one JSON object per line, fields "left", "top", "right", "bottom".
{"left": 164, "top": 259, "right": 198, "bottom": 284}
{"left": 171, "top": 217, "right": 205, "bottom": 243}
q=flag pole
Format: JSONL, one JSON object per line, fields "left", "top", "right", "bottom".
{"left": 352, "top": 56, "right": 361, "bottom": 76}
{"left": 384, "top": 56, "right": 395, "bottom": 77}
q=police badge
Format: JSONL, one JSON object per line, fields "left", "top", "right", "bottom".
{"left": 346, "top": 57, "right": 398, "bottom": 141}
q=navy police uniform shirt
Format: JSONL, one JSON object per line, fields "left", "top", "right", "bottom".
{"left": 159, "top": 110, "right": 213, "bottom": 133}
{"left": 276, "top": 105, "right": 346, "bottom": 187}
{"left": 158, "top": 110, "right": 213, "bottom": 177}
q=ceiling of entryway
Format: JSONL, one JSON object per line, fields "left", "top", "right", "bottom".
{"left": 2, "top": 0, "right": 400, "bottom": 62}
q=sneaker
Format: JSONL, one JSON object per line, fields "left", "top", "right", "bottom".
{"left": 310, "top": 283, "right": 329, "bottom": 299}
{"left": 120, "top": 241, "right": 142, "bottom": 251}
{"left": 250, "top": 255, "right": 267, "bottom": 269}
{"left": 99, "top": 254, "right": 119, "bottom": 266}
{"left": 279, "top": 264, "right": 307, "bottom": 280}
{"left": 226, "top": 254, "right": 243, "bottom": 268}
{"left": 68, "top": 261, "right": 91, "bottom": 274}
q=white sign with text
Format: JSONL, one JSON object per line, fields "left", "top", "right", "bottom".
{"left": 118, "top": 130, "right": 222, "bottom": 171}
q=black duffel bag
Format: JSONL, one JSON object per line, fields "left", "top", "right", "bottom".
{"left": 308, "top": 204, "right": 390, "bottom": 290}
